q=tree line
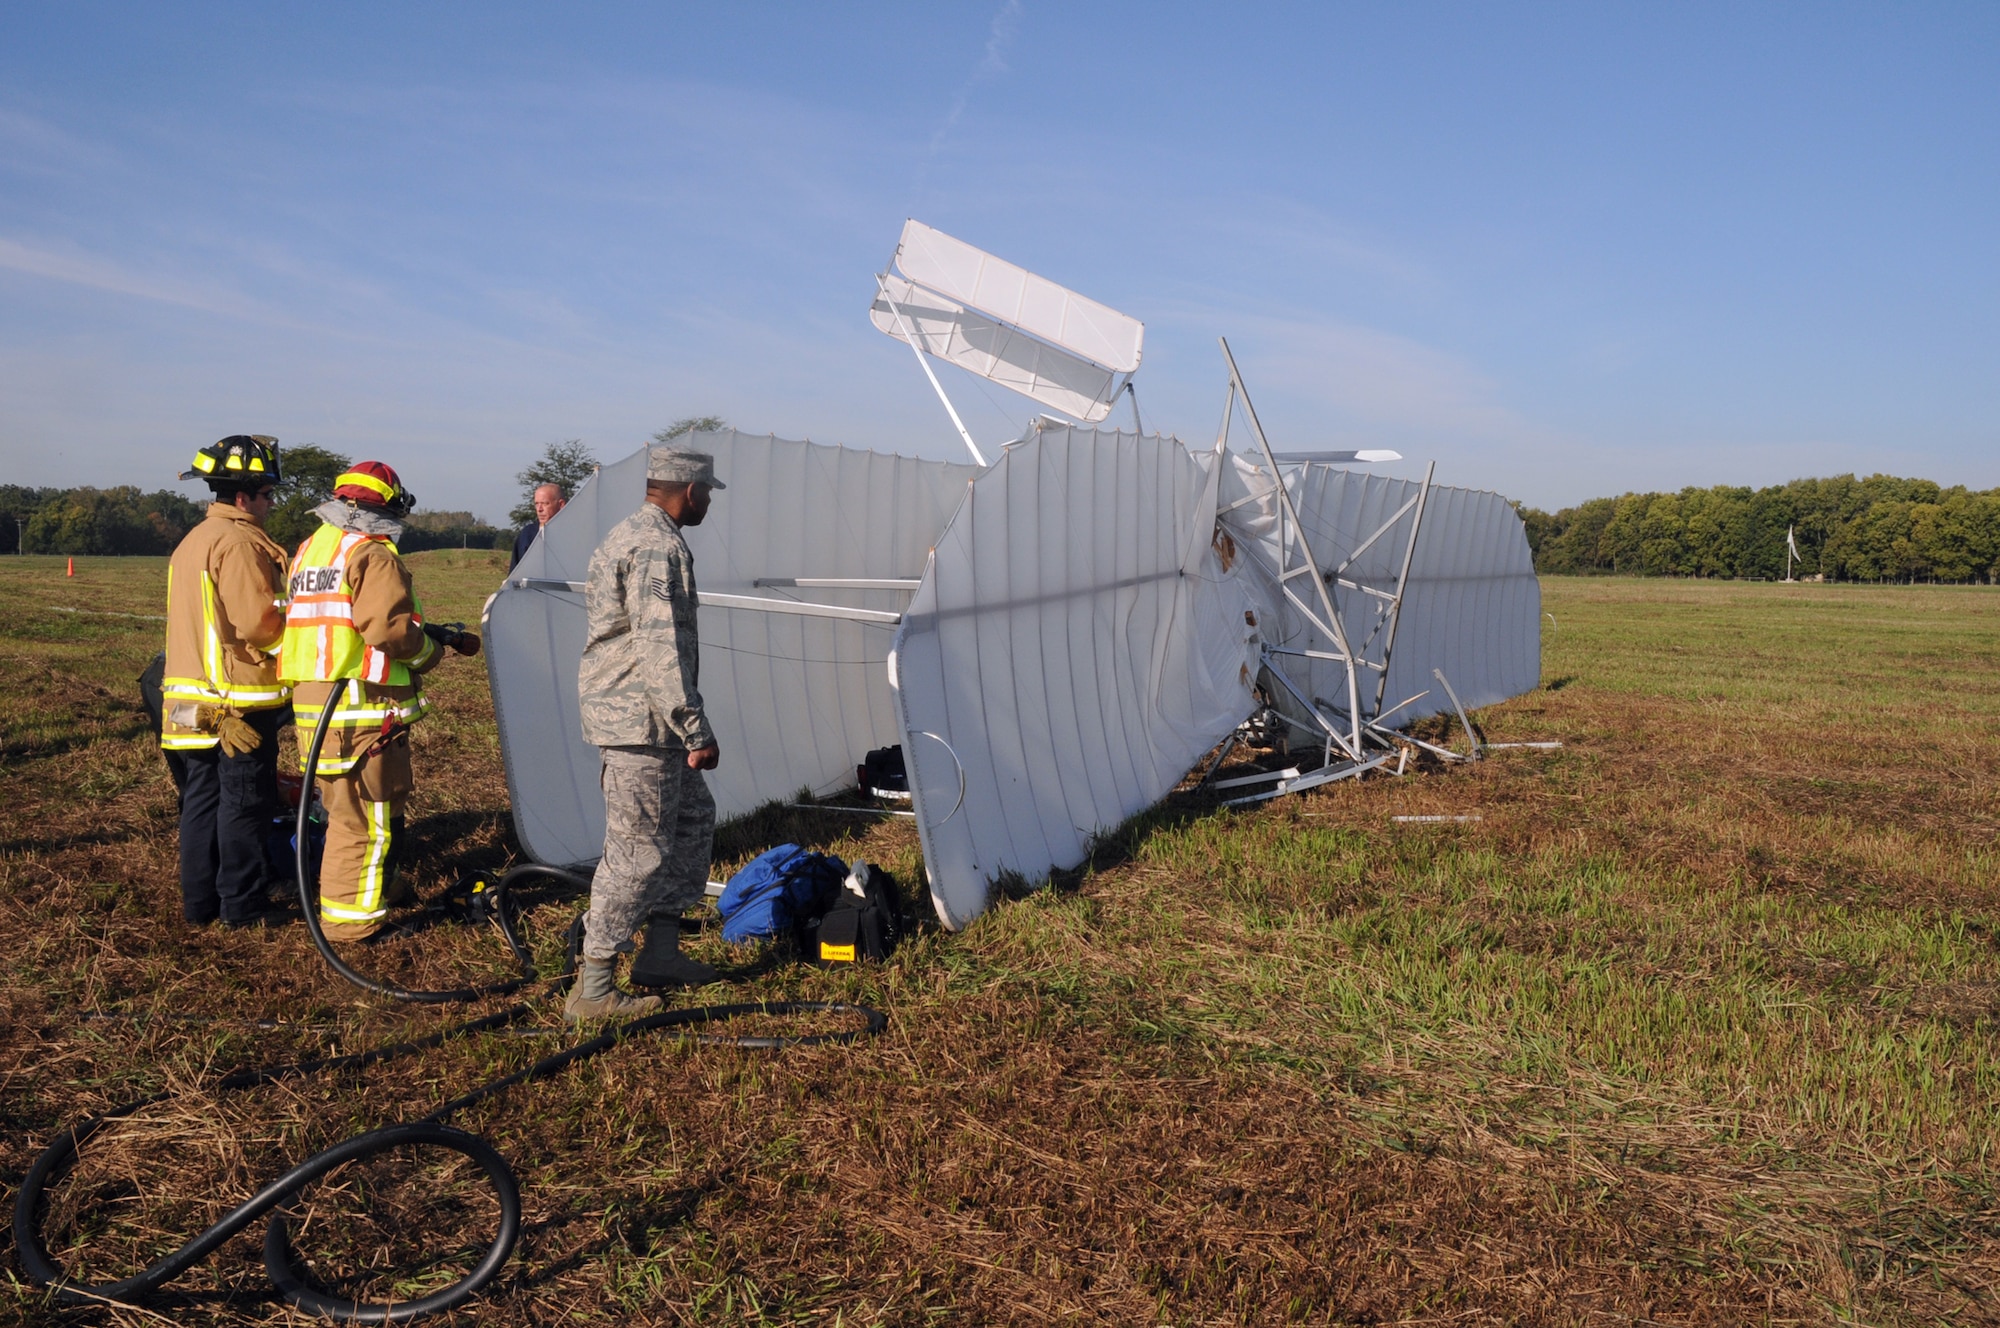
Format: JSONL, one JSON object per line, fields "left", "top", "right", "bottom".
{"left": 8, "top": 450, "right": 1992, "bottom": 584}
{"left": 1519, "top": 474, "right": 2000, "bottom": 583}
{"left": 1, "top": 419, "right": 730, "bottom": 559}
{"left": 0, "top": 444, "right": 505, "bottom": 557}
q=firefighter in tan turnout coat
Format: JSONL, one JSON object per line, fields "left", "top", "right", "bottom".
{"left": 163, "top": 435, "right": 293, "bottom": 927}
{"left": 280, "top": 460, "right": 475, "bottom": 940}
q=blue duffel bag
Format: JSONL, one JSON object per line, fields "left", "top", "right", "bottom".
{"left": 716, "top": 844, "right": 847, "bottom": 945}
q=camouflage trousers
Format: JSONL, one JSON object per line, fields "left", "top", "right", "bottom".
{"left": 582, "top": 745, "right": 716, "bottom": 961}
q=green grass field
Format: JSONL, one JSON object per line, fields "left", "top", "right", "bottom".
{"left": 2, "top": 555, "right": 1996, "bottom": 1325}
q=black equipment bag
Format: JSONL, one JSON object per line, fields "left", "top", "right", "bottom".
{"left": 856, "top": 744, "right": 907, "bottom": 794}
{"left": 812, "top": 861, "right": 904, "bottom": 966}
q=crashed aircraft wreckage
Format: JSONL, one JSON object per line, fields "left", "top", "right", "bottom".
{"left": 486, "top": 221, "right": 1540, "bottom": 930}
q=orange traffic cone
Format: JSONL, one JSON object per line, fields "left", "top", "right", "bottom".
{"left": 66, "top": 557, "right": 74, "bottom": 577}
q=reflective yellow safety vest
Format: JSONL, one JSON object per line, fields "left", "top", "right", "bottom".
{"left": 280, "top": 525, "right": 431, "bottom": 753}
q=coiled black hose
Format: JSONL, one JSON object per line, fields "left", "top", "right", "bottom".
{"left": 294, "top": 680, "right": 577, "bottom": 1003}
{"left": 15, "top": 999, "right": 887, "bottom": 1320}
{"left": 17, "top": 685, "right": 890, "bottom": 1318}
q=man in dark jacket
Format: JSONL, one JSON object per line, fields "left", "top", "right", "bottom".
{"left": 509, "top": 482, "right": 566, "bottom": 570}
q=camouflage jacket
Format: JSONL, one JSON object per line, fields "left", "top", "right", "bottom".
{"left": 577, "top": 502, "right": 714, "bottom": 751}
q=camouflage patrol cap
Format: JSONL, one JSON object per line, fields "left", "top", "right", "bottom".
{"left": 647, "top": 447, "right": 725, "bottom": 489}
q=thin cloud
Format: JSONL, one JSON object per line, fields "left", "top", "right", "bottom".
{"left": 925, "top": 0, "right": 1023, "bottom": 160}
{"left": 1197, "top": 201, "right": 1441, "bottom": 295}
{"left": 0, "top": 107, "right": 106, "bottom": 171}
{"left": 0, "top": 234, "right": 280, "bottom": 323}
{"left": 0, "top": 231, "right": 558, "bottom": 357}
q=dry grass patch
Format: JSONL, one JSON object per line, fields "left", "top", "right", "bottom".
{"left": 3, "top": 561, "right": 1998, "bottom": 1324}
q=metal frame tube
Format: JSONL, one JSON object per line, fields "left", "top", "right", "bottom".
{"left": 1364, "top": 721, "right": 1468, "bottom": 762}
{"left": 699, "top": 592, "right": 902, "bottom": 625}
{"left": 1432, "top": 667, "right": 1480, "bottom": 760}
{"left": 1371, "top": 460, "right": 1435, "bottom": 713}
{"left": 1221, "top": 755, "right": 1388, "bottom": 805}
{"left": 1261, "top": 648, "right": 1359, "bottom": 761}
{"left": 1220, "top": 337, "right": 1363, "bottom": 757}
{"left": 877, "top": 274, "right": 987, "bottom": 467}
{"left": 752, "top": 578, "right": 922, "bottom": 591}
{"left": 1330, "top": 488, "right": 1425, "bottom": 579}
{"left": 504, "top": 578, "right": 901, "bottom": 624}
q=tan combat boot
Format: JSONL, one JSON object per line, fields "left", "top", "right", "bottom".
{"left": 563, "top": 957, "right": 663, "bottom": 1023}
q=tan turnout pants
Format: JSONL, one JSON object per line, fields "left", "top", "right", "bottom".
{"left": 315, "top": 731, "right": 412, "bottom": 940}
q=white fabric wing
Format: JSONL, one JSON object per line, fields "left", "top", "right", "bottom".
{"left": 871, "top": 274, "right": 1132, "bottom": 424}
{"left": 870, "top": 219, "right": 1145, "bottom": 424}
{"left": 891, "top": 427, "right": 1258, "bottom": 929}
{"left": 486, "top": 430, "right": 977, "bottom": 868}
{"left": 892, "top": 220, "right": 1143, "bottom": 373}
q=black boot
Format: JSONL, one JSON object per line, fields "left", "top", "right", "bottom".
{"left": 630, "top": 917, "right": 719, "bottom": 988}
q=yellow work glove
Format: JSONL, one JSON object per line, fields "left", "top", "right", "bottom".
{"left": 215, "top": 710, "right": 263, "bottom": 757}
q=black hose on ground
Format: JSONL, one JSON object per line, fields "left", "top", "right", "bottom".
{"left": 16, "top": 687, "right": 889, "bottom": 1320}
{"left": 14, "top": 999, "right": 887, "bottom": 1321}
{"left": 294, "top": 682, "right": 587, "bottom": 1004}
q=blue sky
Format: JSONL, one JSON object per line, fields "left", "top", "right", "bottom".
{"left": 2, "top": 3, "right": 1996, "bottom": 520}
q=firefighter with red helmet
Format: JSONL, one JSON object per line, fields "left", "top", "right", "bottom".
{"left": 163, "top": 435, "right": 294, "bottom": 927}
{"left": 279, "top": 461, "right": 477, "bottom": 940}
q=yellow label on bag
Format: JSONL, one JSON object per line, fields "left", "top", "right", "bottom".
{"left": 819, "top": 941, "right": 856, "bottom": 962}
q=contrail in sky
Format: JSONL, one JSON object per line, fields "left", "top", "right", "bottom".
{"left": 921, "top": 0, "right": 1022, "bottom": 169}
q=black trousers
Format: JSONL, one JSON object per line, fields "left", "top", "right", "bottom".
{"left": 176, "top": 708, "right": 285, "bottom": 924}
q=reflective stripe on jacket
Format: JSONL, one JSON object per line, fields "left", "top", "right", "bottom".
{"left": 282, "top": 526, "right": 428, "bottom": 687}
{"left": 280, "top": 524, "right": 438, "bottom": 773}
{"left": 162, "top": 505, "right": 292, "bottom": 750}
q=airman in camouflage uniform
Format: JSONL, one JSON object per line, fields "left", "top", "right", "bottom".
{"left": 568, "top": 447, "right": 727, "bottom": 1020}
